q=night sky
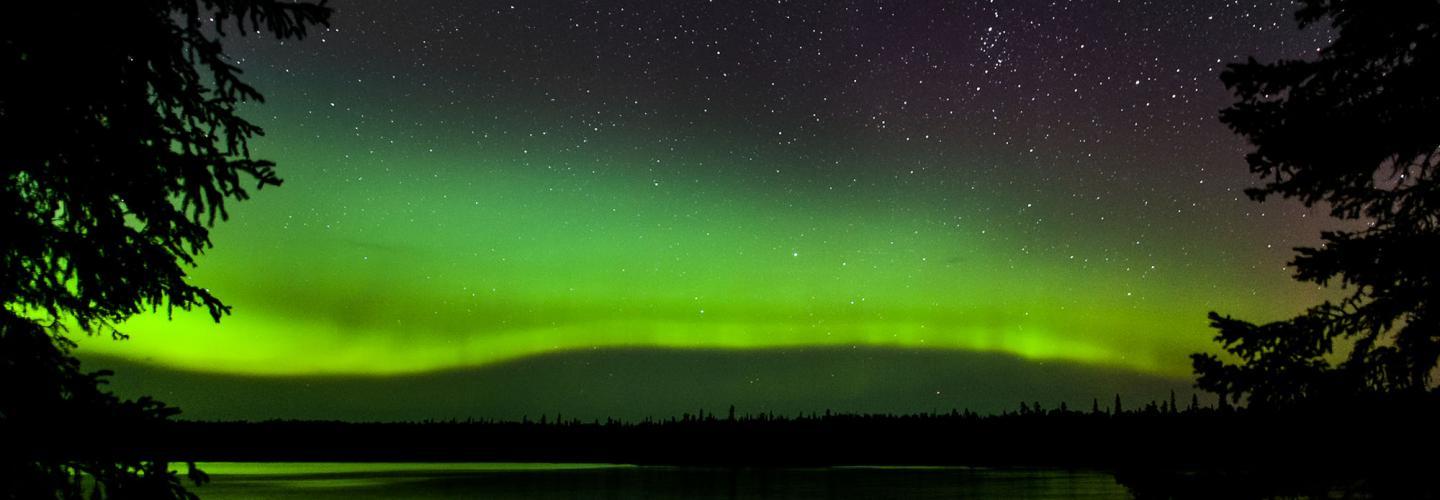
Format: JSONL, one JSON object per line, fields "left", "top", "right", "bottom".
{"left": 80, "top": 0, "right": 1337, "bottom": 420}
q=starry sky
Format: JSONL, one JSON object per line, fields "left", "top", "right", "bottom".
{"left": 80, "top": 0, "right": 1338, "bottom": 420}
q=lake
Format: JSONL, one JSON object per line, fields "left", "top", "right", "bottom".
{"left": 185, "top": 462, "right": 1134, "bottom": 499}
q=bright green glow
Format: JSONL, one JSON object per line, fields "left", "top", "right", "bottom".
{"left": 71, "top": 66, "right": 1315, "bottom": 380}
{"left": 73, "top": 133, "right": 1308, "bottom": 379}
{"left": 89, "top": 305, "right": 1158, "bottom": 375}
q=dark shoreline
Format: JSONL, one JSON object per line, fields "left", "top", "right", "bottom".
{"left": 31, "top": 406, "right": 1429, "bottom": 465}
{"left": 12, "top": 400, "right": 1437, "bottom": 497}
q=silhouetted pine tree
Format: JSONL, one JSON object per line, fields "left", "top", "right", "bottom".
{"left": 1, "top": 2, "right": 330, "bottom": 499}
{"left": 1194, "top": 0, "right": 1440, "bottom": 409}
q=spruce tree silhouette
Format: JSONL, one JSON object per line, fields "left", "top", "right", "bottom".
{"left": 1, "top": 1, "right": 330, "bottom": 498}
{"left": 1192, "top": 1, "right": 1440, "bottom": 409}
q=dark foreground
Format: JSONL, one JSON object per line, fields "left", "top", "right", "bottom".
{"left": 15, "top": 399, "right": 1440, "bottom": 499}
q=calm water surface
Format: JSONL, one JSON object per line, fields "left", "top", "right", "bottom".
{"left": 187, "top": 462, "right": 1133, "bottom": 499}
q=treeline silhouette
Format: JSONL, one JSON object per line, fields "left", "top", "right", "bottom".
{"left": 28, "top": 391, "right": 1436, "bottom": 497}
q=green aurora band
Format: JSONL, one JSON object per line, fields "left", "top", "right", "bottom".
{"left": 73, "top": 114, "right": 1314, "bottom": 378}
{"left": 70, "top": 21, "right": 1326, "bottom": 380}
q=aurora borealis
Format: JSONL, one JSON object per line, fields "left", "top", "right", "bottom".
{"left": 78, "top": 0, "right": 1339, "bottom": 419}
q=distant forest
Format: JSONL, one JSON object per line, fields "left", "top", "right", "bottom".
{"left": 25, "top": 392, "right": 1431, "bottom": 497}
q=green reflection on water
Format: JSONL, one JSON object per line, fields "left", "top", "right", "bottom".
{"left": 181, "top": 462, "right": 1132, "bottom": 500}
{"left": 187, "top": 462, "right": 634, "bottom": 476}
